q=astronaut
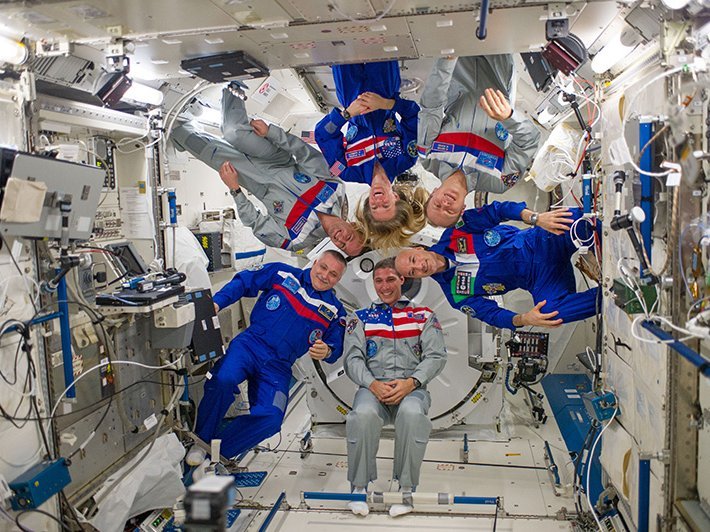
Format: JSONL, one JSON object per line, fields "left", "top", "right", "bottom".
{"left": 195, "top": 251, "right": 347, "bottom": 459}
{"left": 344, "top": 258, "right": 447, "bottom": 517}
{"left": 314, "top": 61, "right": 427, "bottom": 247}
{"left": 172, "top": 86, "right": 364, "bottom": 255}
{"left": 417, "top": 55, "right": 541, "bottom": 228}
{"left": 394, "top": 203, "right": 600, "bottom": 330}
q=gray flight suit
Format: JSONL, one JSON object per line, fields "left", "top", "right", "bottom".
{"left": 172, "top": 88, "right": 347, "bottom": 252}
{"left": 343, "top": 299, "right": 447, "bottom": 489}
{"left": 417, "top": 55, "right": 541, "bottom": 194}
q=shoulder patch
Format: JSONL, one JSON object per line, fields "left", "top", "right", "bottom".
{"left": 346, "top": 318, "right": 358, "bottom": 334}
{"left": 407, "top": 140, "right": 417, "bottom": 157}
{"left": 432, "top": 315, "right": 442, "bottom": 330}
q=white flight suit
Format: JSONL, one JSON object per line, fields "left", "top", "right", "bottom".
{"left": 172, "top": 88, "right": 347, "bottom": 252}
{"left": 417, "top": 55, "right": 541, "bottom": 194}
{"left": 344, "top": 299, "right": 447, "bottom": 489}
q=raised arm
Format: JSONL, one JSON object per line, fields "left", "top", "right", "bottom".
{"left": 213, "top": 262, "right": 282, "bottom": 311}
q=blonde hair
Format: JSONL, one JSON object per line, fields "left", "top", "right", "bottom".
{"left": 355, "top": 184, "right": 429, "bottom": 251}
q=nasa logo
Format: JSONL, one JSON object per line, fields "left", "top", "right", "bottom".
{"left": 366, "top": 339, "right": 378, "bottom": 358}
{"left": 495, "top": 122, "right": 509, "bottom": 141}
{"left": 266, "top": 294, "right": 281, "bottom": 310}
{"left": 309, "top": 329, "right": 323, "bottom": 344}
{"left": 293, "top": 173, "right": 311, "bottom": 184}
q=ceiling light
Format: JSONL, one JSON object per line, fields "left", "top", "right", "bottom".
{"left": 661, "top": 0, "right": 690, "bottom": 8}
{"left": 122, "top": 81, "right": 164, "bottom": 106}
{"left": 0, "top": 35, "right": 28, "bottom": 65}
{"left": 591, "top": 28, "right": 639, "bottom": 74}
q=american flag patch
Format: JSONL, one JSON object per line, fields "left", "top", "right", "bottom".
{"left": 301, "top": 130, "right": 316, "bottom": 144}
{"left": 432, "top": 141, "right": 454, "bottom": 153}
{"left": 292, "top": 217, "right": 307, "bottom": 234}
{"left": 330, "top": 160, "right": 345, "bottom": 177}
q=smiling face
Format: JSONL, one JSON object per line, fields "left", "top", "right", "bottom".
{"left": 310, "top": 252, "right": 346, "bottom": 291}
{"left": 373, "top": 266, "right": 404, "bottom": 306}
{"left": 368, "top": 164, "right": 399, "bottom": 222}
{"left": 425, "top": 186, "right": 466, "bottom": 227}
{"left": 394, "top": 247, "right": 443, "bottom": 278}
{"left": 327, "top": 219, "right": 365, "bottom": 257}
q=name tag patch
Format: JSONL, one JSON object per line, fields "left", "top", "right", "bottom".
{"left": 318, "top": 304, "right": 336, "bottom": 321}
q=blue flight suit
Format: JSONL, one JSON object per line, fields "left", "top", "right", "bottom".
{"left": 196, "top": 262, "right": 345, "bottom": 458}
{"left": 429, "top": 204, "right": 600, "bottom": 330}
{"left": 315, "top": 61, "right": 420, "bottom": 184}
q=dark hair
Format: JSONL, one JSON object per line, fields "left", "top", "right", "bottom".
{"left": 321, "top": 249, "right": 347, "bottom": 269}
{"left": 373, "top": 257, "right": 397, "bottom": 274}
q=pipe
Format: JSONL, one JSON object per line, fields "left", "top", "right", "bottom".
{"left": 639, "top": 121, "right": 654, "bottom": 267}
{"left": 640, "top": 320, "right": 710, "bottom": 378}
{"left": 302, "top": 491, "right": 498, "bottom": 505}
{"left": 258, "top": 491, "right": 286, "bottom": 532}
{"left": 638, "top": 458, "right": 651, "bottom": 532}
{"left": 57, "top": 276, "right": 76, "bottom": 399}
{"left": 476, "top": 0, "right": 490, "bottom": 40}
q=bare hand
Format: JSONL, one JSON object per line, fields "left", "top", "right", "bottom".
{"left": 250, "top": 119, "right": 269, "bottom": 137}
{"left": 479, "top": 88, "right": 513, "bottom": 121}
{"left": 308, "top": 339, "right": 330, "bottom": 360}
{"left": 345, "top": 98, "right": 372, "bottom": 118}
{"left": 356, "top": 92, "right": 394, "bottom": 112}
{"left": 218, "top": 161, "right": 240, "bottom": 190}
{"left": 369, "top": 380, "right": 392, "bottom": 402}
{"left": 519, "top": 300, "right": 563, "bottom": 328}
{"left": 535, "top": 209, "right": 574, "bottom": 235}
{"left": 381, "top": 378, "right": 416, "bottom": 405}
{"left": 213, "top": 302, "right": 220, "bottom": 314}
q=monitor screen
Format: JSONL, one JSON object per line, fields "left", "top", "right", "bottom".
{"left": 106, "top": 241, "right": 149, "bottom": 277}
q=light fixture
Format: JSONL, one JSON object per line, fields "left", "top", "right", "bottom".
{"left": 661, "top": 0, "right": 690, "bottom": 8}
{"left": 0, "top": 35, "right": 28, "bottom": 65}
{"left": 121, "top": 81, "right": 164, "bottom": 106}
{"left": 591, "top": 27, "right": 639, "bottom": 74}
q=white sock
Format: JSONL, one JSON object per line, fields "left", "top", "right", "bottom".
{"left": 348, "top": 487, "right": 369, "bottom": 516}
{"left": 185, "top": 447, "right": 206, "bottom": 466}
{"left": 389, "top": 486, "right": 414, "bottom": 517}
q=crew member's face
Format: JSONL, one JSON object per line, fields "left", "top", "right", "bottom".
{"left": 328, "top": 220, "right": 365, "bottom": 257}
{"left": 310, "top": 254, "right": 346, "bottom": 291}
{"left": 426, "top": 185, "right": 465, "bottom": 227}
{"left": 394, "top": 247, "right": 439, "bottom": 279}
{"left": 368, "top": 165, "right": 399, "bottom": 222}
{"left": 373, "top": 267, "right": 404, "bottom": 306}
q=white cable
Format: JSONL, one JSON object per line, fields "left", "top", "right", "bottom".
{"left": 619, "top": 65, "right": 686, "bottom": 178}
{"left": 586, "top": 404, "right": 618, "bottom": 531}
{"left": 46, "top": 355, "right": 184, "bottom": 442}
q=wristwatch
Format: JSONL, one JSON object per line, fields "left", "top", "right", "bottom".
{"left": 526, "top": 212, "right": 539, "bottom": 226}
{"left": 229, "top": 188, "right": 241, "bottom": 197}
{"left": 411, "top": 377, "right": 422, "bottom": 389}
{"left": 341, "top": 108, "right": 351, "bottom": 121}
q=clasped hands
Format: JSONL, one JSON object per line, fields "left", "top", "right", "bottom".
{"left": 369, "top": 378, "right": 415, "bottom": 406}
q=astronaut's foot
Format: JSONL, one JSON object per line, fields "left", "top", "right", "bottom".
{"left": 227, "top": 81, "right": 247, "bottom": 101}
{"left": 348, "top": 487, "right": 369, "bottom": 516}
{"left": 185, "top": 446, "right": 207, "bottom": 466}
{"left": 389, "top": 503, "right": 413, "bottom": 517}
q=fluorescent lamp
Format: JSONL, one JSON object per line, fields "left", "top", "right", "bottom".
{"left": 122, "top": 81, "right": 164, "bottom": 106}
{"left": 591, "top": 30, "right": 637, "bottom": 74}
{"left": 0, "top": 35, "right": 28, "bottom": 65}
{"left": 661, "top": 0, "right": 690, "bottom": 8}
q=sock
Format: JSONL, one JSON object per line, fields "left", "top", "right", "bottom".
{"left": 348, "top": 486, "right": 369, "bottom": 516}
{"left": 389, "top": 486, "right": 414, "bottom": 517}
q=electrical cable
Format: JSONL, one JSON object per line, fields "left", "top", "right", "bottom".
{"left": 586, "top": 404, "right": 618, "bottom": 531}
{"left": 14, "top": 508, "right": 72, "bottom": 532}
